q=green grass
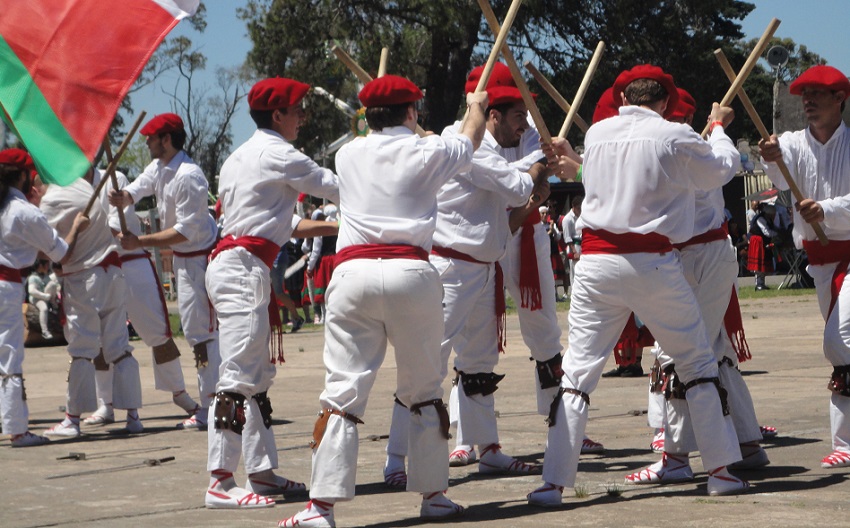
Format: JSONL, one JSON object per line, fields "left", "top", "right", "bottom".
{"left": 736, "top": 284, "right": 815, "bottom": 300}
{"left": 168, "top": 314, "right": 184, "bottom": 337}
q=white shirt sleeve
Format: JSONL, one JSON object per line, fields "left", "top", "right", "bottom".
{"left": 171, "top": 170, "right": 213, "bottom": 245}
{"left": 124, "top": 161, "right": 158, "bottom": 204}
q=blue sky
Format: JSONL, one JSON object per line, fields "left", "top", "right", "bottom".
{"left": 129, "top": 0, "right": 850, "bottom": 151}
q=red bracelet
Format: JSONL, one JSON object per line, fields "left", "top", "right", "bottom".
{"left": 709, "top": 120, "right": 724, "bottom": 132}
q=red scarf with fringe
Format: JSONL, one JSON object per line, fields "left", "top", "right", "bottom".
{"left": 518, "top": 210, "right": 543, "bottom": 311}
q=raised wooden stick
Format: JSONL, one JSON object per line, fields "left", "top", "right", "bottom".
{"left": 478, "top": 0, "right": 551, "bottom": 143}
{"left": 715, "top": 49, "right": 828, "bottom": 246}
{"left": 331, "top": 45, "right": 426, "bottom": 136}
{"left": 102, "top": 140, "right": 128, "bottom": 233}
{"left": 472, "top": 0, "right": 524, "bottom": 94}
{"left": 84, "top": 111, "right": 146, "bottom": 217}
{"left": 700, "top": 17, "right": 780, "bottom": 138}
{"left": 559, "top": 41, "right": 605, "bottom": 138}
{"left": 378, "top": 48, "right": 389, "bottom": 78}
{"left": 524, "top": 61, "right": 589, "bottom": 133}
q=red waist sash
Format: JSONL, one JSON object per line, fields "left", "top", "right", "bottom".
{"left": 519, "top": 210, "right": 543, "bottom": 311}
{"left": 0, "top": 265, "right": 22, "bottom": 283}
{"left": 582, "top": 229, "right": 673, "bottom": 255}
{"left": 174, "top": 242, "right": 217, "bottom": 259}
{"left": 432, "top": 246, "right": 507, "bottom": 353}
{"left": 334, "top": 244, "right": 428, "bottom": 267}
{"left": 803, "top": 239, "right": 850, "bottom": 319}
{"left": 120, "top": 251, "right": 151, "bottom": 263}
{"left": 673, "top": 222, "right": 728, "bottom": 250}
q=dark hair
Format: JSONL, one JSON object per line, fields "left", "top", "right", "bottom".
{"left": 250, "top": 108, "right": 276, "bottom": 129}
{"left": 486, "top": 101, "right": 518, "bottom": 118}
{"left": 166, "top": 129, "right": 187, "bottom": 151}
{"left": 624, "top": 78, "right": 668, "bottom": 107}
{"left": 364, "top": 103, "right": 411, "bottom": 131}
{"left": 0, "top": 164, "right": 26, "bottom": 207}
{"left": 571, "top": 195, "right": 584, "bottom": 208}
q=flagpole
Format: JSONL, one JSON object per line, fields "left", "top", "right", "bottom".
{"left": 85, "top": 112, "right": 146, "bottom": 217}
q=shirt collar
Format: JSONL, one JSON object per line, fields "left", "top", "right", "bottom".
{"left": 806, "top": 120, "right": 847, "bottom": 148}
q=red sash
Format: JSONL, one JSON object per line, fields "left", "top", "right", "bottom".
{"left": 582, "top": 229, "right": 673, "bottom": 254}
{"left": 723, "top": 287, "right": 751, "bottom": 363}
{"left": 211, "top": 236, "right": 284, "bottom": 363}
{"left": 803, "top": 239, "right": 850, "bottom": 319}
{"left": 673, "top": 222, "right": 729, "bottom": 250}
{"left": 0, "top": 264, "right": 22, "bottom": 283}
{"left": 334, "top": 244, "right": 428, "bottom": 266}
{"left": 432, "top": 245, "right": 507, "bottom": 353}
{"left": 121, "top": 251, "right": 172, "bottom": 338}
{"left": 518, "top": 210, "right": 543, "bottom": 311}
{"left": 174, "top": 242, "right": 217, "bottom": 259}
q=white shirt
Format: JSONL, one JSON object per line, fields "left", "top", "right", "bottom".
{"left": 41, "top": 179, "right": 118, "bottom": 274}
{"left": 92, "top": 169, "right": 145, "bottom": 257}
{"left": 0, "top": 188, "right": 67, "bottom": 269}
{"left": 497, "top": 117, "right": 544, "bottom": 170}
{"left": 764, "top": 122, "right": 850, "bottom": 246}
{"left": 562, "top": 209, "right": 581, "bottom": 244}
{"left": 335, "top": 126, "right": 473, "bottom": 251}
{"left": 434, "top": 123, "right": 534, "bottom": 262}
{"left": 580, "top": 106, "right": 740, "bottom": 244}
{"left": 218, "top": 129, "right": 339, "bottom": 247}
{"left": 125, "top": 150, "right": 218, "bottom": 252}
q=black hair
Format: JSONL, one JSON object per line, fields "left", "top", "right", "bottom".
{"left": 250, "top": 108, "right": 275, "bottom": 130}
{"left": 624, "top": 79, "right": 668, "bottom": 107}
{"left": 0, "top": 164, "right": 26, "bottom": 207}
{"left": 486, "top": 101, "right": 517, "bottom": 118}
{"left": 364, "top": 103, "right": 412, "bottom": 131}
{"left": 166, "top": 129, "right": 187, "bottom": 151}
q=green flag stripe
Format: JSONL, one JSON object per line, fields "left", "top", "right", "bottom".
{"left": 0, "top": 36, "right": 90, "bottom": 186}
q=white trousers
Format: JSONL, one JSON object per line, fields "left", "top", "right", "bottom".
{"left": 94, "top": 256, "right": 187, "bottom": 398}
{"left": 542, "top": 251, "right": 739, "bottom": 488}
{"left": 63, "top": 266, "right": 141, "bottom": 413}
{"left": 431, "top": 255, "right": 502, "bottom": 447}
{"left": 659, "top": 239, "right": 761, "bottom": 448}
{"left": 206, "top": 248, "right": 278, "bottom": 473}
{"left": 808, "top": 261, "right": 850, "bottom": 451}
{"left": 174, "top": 253, "right": 220, "bottom": 408}
{"left": 502, "top": 223, "right": 564, "bottom": 415}
{"left": 1, "top": 281, "right": 29, "bottom": 435}
{"left": 310, "top": 258, "right": 448, "bottom": 501}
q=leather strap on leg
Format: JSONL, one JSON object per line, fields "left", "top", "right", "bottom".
{"left": 252, "top": 391, "right": 273, "bottom": 429}
{"left": 0, "top": 373, "right": 25, "bottom": 400}
{"left": 309, "top": 408, "right": 364, "bottom": 450}
{"left": 153, "top": 339, "right": 181, "bottom": 365}
{"left": 213, "top": 391, "right": 246, "bottom": 434}
{"left": 193, "top": 341, "right": 209, "bottom": 368}
{"left": 393, "top": 394, "right": 408, "bottom": 409}
{"left": 546, "top": 387, "right": 590, "bottom": 427}
{"left": 649, "top": 358, "right": 664, "bottom": 394}
{"left": 828, "top": 365, "right": 850, "bottom": 397}
{"left": 93, "top": 349, "right": 109, "bottom": 371}
{"left": 112, "top": 350, "right": 133, "bottom": 365}
{"left": 535, "top": 353, "right": 564, "bottom": 390}
{"left": 410, "top": 399, "right": 451, "bottom": 439}
{"left": 684, "top": 377, "right": 730, "bottom": 416}
{"left": 662, "top": 365, "right": 687, "bottom": 400}
{"left": 718, "top": 356, "right": 736, "bottom": 370}
{"left": 457, "top": 370, "right": 506, "bottom": 397}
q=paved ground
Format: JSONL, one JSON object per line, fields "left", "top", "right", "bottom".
{"left": 3, "top": 285, "right": 849, "bottom": 527}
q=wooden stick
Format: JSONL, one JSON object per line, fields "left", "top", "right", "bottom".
{"left": 84, "top": 111, "right": 146, "bottom": 217}
{"left": 102, "top": 140, "right": 128, "bottom": 234}
{"left": 524, "top": 61, "right": 589, "bottom": 133}
{"left": 378, "top": 48, "right": 389, "bottom": 78}
{"left": 714, "top": 49, "right": 829, "bottom": 246}
{"left": 472, "top": 0, "right": 524, "bottom": 94}
{"left": 700, "top": 17, "right": 780, "bottom": 138}
{"left": 331, "top": 45, "right": 427, "bottom": 137}
{"left": 477, "top": 0, "right": 551, "bottom": 143}
{"left": 558, "top": 41, "right": 605, "bottom": 138}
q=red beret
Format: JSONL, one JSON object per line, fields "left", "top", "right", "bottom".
{"left": 358, "top": 75, "right": 423, "bottom": 107}
{"left": 668, "top": 87, "right": 696, "bottom": 121}
{"left": 592, "top": 87, "right": 621, "bottom": 123}
{"left": 0, "top": 148, "right": 34, "bottom": 171}
{"left": 790, "top": 65, "right": 850, "bottom": 100}
{"left": 248, "top": 78, "right": 311, "bottom": 111}
{"left": 140, "top": 113, "right": 184, "bottom": 136}
{"left": 613, "top": 64, "right": 679, "bottom": 118}
{"left": 465, "top": 62, "right": 515, "bottom": 94}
